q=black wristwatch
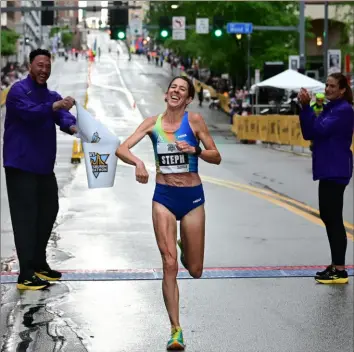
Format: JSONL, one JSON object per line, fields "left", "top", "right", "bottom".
{"left": 194, "top": 145, "right": 202, "bottom": 156}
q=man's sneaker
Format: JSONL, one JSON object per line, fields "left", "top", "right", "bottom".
{"left": 17, "top": 275, "right": 50, "bottom": 290}
{"left": 315, "top": 267, "right": 349, "bottom": 284}
{"left": 316, "top": 265, "right": 334, "bottom": 276}
{"left": 35, "top": 268, "right": 62, "bottom": 281}
{"left": 166, "top": 327, "right": 185, "bottom": 351}
{"left": 177, "top": 239, "right": 188, "bottom": 270}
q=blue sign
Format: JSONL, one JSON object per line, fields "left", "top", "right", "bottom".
{"left": 227, "top": 22, "right": 253, "bottom": 34}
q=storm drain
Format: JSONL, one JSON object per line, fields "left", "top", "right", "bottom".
{"left": 1, "top": 266, "right": 353, "bottom": 283}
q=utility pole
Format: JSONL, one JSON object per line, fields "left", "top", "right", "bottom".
{"left": 323, "top": 1, "right": 329, "bottom": 79}
{"left": 247, "top": 34, "right": 251, "bottom": 89}
{"left": 299, "top": 0, "right": 306, "bottom": 70}
{"left": 22, "top": 11, "right": 26, "bottom": 64}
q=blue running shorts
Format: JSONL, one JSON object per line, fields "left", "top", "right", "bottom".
{"left": 153, "top": 183, "right": 205, "bottom": 220}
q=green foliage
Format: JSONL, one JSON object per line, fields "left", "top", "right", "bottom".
{"left": 50, "top": 26, "right": 74, "bottom": 48}
{"left": 334, "top": 3, "right": 354, "bottom": 58}
{"left": 1, "top": 28, "right": 20, "bottom": 56}
{"left": 146, "top": 1, "right": 302, "bottom": 83}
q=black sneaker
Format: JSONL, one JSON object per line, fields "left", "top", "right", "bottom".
{"left": 35, "top": 268, "right": 62, "bottom": 281}
{"left": 315, "top": 267, "right": 349, "bottom": 284}
{"left": 17, "top": 275, "right": 50, "bottom": 290}
{"left": 316, "top": 265, "right": 333, "bottom": 276}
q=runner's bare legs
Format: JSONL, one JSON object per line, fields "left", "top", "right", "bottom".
{"left": 180, "top": 205, "right": 205, "bottom": 277}
{"left": 153, "top": 201, "right": 180, "bottom": 328}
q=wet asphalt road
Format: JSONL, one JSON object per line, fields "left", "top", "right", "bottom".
{"left": 1, "top": 31, "right": 353, "bottom": 352}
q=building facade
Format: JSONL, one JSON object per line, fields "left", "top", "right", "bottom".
{"left": 1, "top": 0, "right": 42, "bottom": 64}
{"left": 304, "top": 2, "right": 353, "bottom": 73}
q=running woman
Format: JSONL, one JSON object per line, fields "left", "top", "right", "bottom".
{"left": 116, "top": 76, "right": 221, "bottom": 350}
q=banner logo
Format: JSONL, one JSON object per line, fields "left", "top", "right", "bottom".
{"left": 89, "top": 152, "right": 109, "bottom": 178}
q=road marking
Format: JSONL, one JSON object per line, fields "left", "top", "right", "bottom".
{"left": 201, "top": 175, "right": 354, "bottom": 231}
{"left": 200, "top": 175, "right": 354, "bottom": 241}
{"left": 90, "top": 52, "right": 354, "bottom": 241}
{"left": 116, "top": 163, "right": 353, "bottom": 241}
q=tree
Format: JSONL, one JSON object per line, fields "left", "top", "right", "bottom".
{"left": 1, "top": 28, "right": 20, "bottom": 56}
{"left": 334, "top": 2, "right": 354, "bottom": 65}
{"left": 49, "top": 26, "right": 74, "bottom": 48}
{"left": 146, "top": 1, "right": 302, "bottom": 85}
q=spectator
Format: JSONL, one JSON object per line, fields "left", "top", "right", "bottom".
{"left": 298, "top": 73, "right": 354, "bottom": 284}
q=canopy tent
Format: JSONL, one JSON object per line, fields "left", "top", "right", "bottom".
{"left": 251, "top": 69, "right": 325, "bottom": 92}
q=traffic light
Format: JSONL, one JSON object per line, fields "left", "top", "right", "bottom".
{"left": 159, "top": 16, "right": 170, "bottom": 39}
{"left": 213, "top": 17, "right": 224, "bottom": 37}
{"left": 109, "top": 1, "right": 128, "bottom": 40}
{"left": 110, "top": 28, "right": 126, "bottom": 40}
{"left": 41, "top": 1, "right": 54, "bottom": 26}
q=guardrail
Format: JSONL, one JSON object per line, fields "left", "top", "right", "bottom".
{"left": 232, "top": 114, "right": 354, "bottom": 153}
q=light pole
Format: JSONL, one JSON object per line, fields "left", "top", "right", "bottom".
{"left": 247, "top": 33, "right": 251, "bottom": 89}
{"left": 323, "top": 1, "right": 329, "bottom": 79}
{"left": 22, "top": 11, "right": 26, "bottom": 64}
{"left": 236, "top": 33, "right": 251, "bottom": 89}
{"left": 299, "top": 0, "right": 306, "bottom": 70}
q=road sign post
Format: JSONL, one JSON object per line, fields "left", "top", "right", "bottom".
{"left": 196, "top": 18, "right": 209, "bottom": 34}
{"left": 172, "top": 16, "right": 186, "bottom": 41}
{"left": 226, "top": 22, "right": 253, "bottom": 34}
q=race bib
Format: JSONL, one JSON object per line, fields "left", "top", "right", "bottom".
{"left": 157, "top": 143, "right": 189, "bottom": 174}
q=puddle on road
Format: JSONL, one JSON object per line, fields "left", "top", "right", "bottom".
{"left": 1, "top": 283, "right": 91, "bottom": 352}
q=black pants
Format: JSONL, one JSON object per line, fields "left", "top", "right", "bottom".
{"left": 5, "top": 167, "right": 59, "bottom": 279}
{"left": 319, "top": 180, "right": 347, "bottom": 266}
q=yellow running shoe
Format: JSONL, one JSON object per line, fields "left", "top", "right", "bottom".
{"left": 177, "top": 239, "right": 187, "bottom": 270}
{"left": 166, "top": 327, "right": 185, "bottom": 350}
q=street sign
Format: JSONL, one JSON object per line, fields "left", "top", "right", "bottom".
{"left": 226, "top": 22, "right": 253, "bottom": 34}
{"left": 173, "top": 29, "right": 186, "bottom": 40}
{"left": 172, "top": 16, "right": 186, "bottom": 30}
{"left": 196, "top": 18, "right": 209, "bottom": 34}
{"left": 129, "top": 18, "right": 143, "bottom": 36}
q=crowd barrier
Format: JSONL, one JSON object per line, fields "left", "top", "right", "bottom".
{"left": 232, "top": 114, "right": 354, "bottom": 153}
{"left": 0, "top": 87, "right": 10, "bottom": 106}
{"left": 170, "top": 67, "right": 354, "bottom": 154}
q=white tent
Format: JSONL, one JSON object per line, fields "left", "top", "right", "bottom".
{"left": 252, "top": 69, "right": 325, "bottom": 92}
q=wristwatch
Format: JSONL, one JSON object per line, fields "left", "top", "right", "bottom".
{"left": 194, "top": 145, "right": 202, "bottom": 156}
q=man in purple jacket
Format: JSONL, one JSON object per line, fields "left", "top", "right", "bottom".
{"left": 298, "top": 72, "right": 354, "bottom": 284}
{"left": 3, "top": 49, "right": 78, "bottom": 290}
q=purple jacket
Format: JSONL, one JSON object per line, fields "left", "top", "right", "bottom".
{"left": 299, "top": 99, "right": 354, "bottom": 185}
{"left": 3, "top": 75, "right": 76, "bottom": 175}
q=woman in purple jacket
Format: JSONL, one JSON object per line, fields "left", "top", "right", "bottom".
{"left": 298, "top": 73, "right": 354, "bottom": 284}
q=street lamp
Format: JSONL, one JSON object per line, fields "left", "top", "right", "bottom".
{"left": 171, "top": 4, "right": 178, "bottom": 9}
{"left": 236, "top": 34, "right": 242, "bottom": 40}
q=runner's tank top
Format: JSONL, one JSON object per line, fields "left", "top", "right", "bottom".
{"left": 150, "top": 112, "right": 199, "bottom": 174}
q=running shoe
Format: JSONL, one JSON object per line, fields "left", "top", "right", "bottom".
{"left": 316, "top": 265, "right": 333, "bottom": 276}
{"left": 166, "top": 327, "right": 185, "bottom": 351}
{"left": 17, "top": 275, "right": 50, "bottom": 290}
{"left": 35, "top": 268, "right": 62, "bottom": 281}
{"left": 177, "top": 239, "right": 187, "bottom": 270}
{"left": 315, "top": 267, "right": 349, "bottom": 284}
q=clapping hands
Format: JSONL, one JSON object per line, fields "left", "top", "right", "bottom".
{"left": 297, "top": 88, "right": 311, "bottom": 106}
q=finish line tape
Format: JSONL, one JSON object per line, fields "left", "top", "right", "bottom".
{"left": 1, "top": 266, "right": 353, "bottom": 283}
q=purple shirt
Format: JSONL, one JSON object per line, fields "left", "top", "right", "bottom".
{"left": 3, "top": 75, "right": 76, "bottom": 175}
{"left": 299, "top": 99, "right": 354, "bottom": 185}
